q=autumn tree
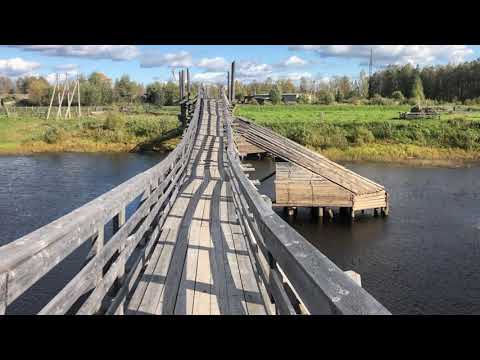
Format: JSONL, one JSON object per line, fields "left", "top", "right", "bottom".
{"left": 0, "top": 76, "right": 13, "bottom": 94}
{"left": 27, "top": 77, "right": 51, "bottom": 105}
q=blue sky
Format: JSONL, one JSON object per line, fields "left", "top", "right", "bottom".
{"left": 1, "top": 45, "right": 479, "bottom": 86}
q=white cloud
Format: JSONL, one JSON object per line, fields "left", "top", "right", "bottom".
{"left": 45, "top": 71, "right": 79, "bottom": 84}
{"left": 193, "top": 72, "right": 225, "bottom": 83}
{"left": 0, "top": 57, "right": 41, "bottom": 77}
{"left": 197, "top": 57, "right": 228, "bottom": 71}
{"left": 236, "top": 60, "right": 273, "bottom": 80}
{"left": 289, "top": 45, "right": 474, "bottom": 66}
{"left": 279, "top": 55, "right": 308, "bottom": 67}
{"left": 141, "top": 51, "right": 193, "bottom": 68}
{"left": 53, "top": 64, "right": 78, "bottom": 71}
{"left": 276, "top": 72, "right": 312, "bottom": 81}
{"left": 8, "top": 45, "right": 139, "bottom": 61}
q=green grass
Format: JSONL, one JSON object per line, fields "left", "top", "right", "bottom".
{"left": 0, "top": 106, "right": 180, "bottom": 154}
{"left": 235, "top": 104, "right": 480, "bottom": 164}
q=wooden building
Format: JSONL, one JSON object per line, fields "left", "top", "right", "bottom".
{"left": 274, "top": 162, "right": 388, "bottom": 217}
{"left": 242, "top": 93, "right": 299, "bottom": 104}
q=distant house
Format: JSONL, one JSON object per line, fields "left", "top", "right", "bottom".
{"left": 242, "top": 93, "right": 299, "bottom": 104}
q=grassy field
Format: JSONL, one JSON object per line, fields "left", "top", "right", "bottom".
{"left": 0, "top": 106, "right": 180, "bottom": 154}
{"left": 235, "top": 104, "right": 480, "bottom": 165}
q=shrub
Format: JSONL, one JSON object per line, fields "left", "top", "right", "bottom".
{"left": 126, "top": 118, "right": 167, "bottom": 138}
{"left": 352, "top": 127, "right": 375, "bottom": 145}
{"left": 103, "top": 112, "right": 125, "bottom": 130}
{"left": 371, "top": 121, "right": 393, "bottom": 139}
{"left": 43, "top": 126, "right": 61, "bottom": 144}
{"left": 269, "top": 85, "right": 282, "bottom": 105}
{"left": 391, "top": 91, "right": 405, "bottom": 102}
{"left": 307, "top": 124, "right": 349, "bottom": 150}
{"left": 316, "top": 90, "right": 335, "bottom": 105}
{"left": 369, "top": 94, "right": 395, "bottom": 105}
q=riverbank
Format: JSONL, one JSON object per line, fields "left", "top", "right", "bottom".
{"left": 320, "top": 143, "right": 480, "bottom": 167}
{"left": 235, "top": 104, "right": 480, "bottom": 166}
{"left": 0, "top": 108, "right": 180, "bottom": 155}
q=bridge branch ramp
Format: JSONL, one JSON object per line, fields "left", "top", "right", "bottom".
{"left": 232, "top": 117, "right": 388, "bottom": 212}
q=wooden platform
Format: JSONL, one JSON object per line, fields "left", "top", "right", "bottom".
{"left": 234, "top": 117, "right": 388, "bottom": 214}
{"left": 126, "top": 99, "right": 267, "bottom": 315}
{"left": 234, "top": 133, "right": 266, "bottom": 158}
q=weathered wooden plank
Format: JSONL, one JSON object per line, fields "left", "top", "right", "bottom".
{"left": 174, "top": 195, "right": 205, "bottom": 314}
{"left": 125, "top": 228, "right": 171, "bottom": 314}
{"left": 0, "top": 273, "right": 6, "bottom": 315}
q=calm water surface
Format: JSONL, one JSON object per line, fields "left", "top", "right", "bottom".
{"left": 249, "top": 157, "right": 480, "bottom": 315}
{"left": 1, "top": 153, "right": 480, "bottom": 314}
{"left": 0, "top": 152, "right": 166, "bottom": 314}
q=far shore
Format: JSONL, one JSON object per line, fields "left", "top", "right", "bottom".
{"left": 2, "top": 140, "right": 479, "bottom": 168}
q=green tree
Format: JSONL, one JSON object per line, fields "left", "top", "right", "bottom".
{"left": 145, "top": 82, "right": 166, "bottom": 106}
{"left": 163, "top": 81, "right": 179, "bottom": 106}
{"left": 269, "top": 84, "right": 282, "bottom": 104}
{"left": 411, "top": 74, "right": 425, "bottom": 102}
{"left": 114, "top": 75, "right": 140, "bottom": 104}
{"left": 88, "top": 72, "right": 113, "bottom": 104}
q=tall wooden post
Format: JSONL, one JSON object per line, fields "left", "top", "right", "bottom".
{"left": 46, "top": 74, "right": 58, "bottom": 120}
{"left": 230, "top": 61, "right": 235, "bottom": 102}
{"left": 179, "top": 70, "right": 184, "bottom": 99}
{"left": 77, "top": 77, "right": 81, "bottom": 117}
{"left": 64, "top": 74, "right": 70, "bottom": 119}
{"left": 227, "top": 71, "right": 230, "bottom": 101}
{"left": 56, "top": 73, "right": 67, "bottom": 119}
{"left": 186, "top": 68, "right": 190, "bottom": 99}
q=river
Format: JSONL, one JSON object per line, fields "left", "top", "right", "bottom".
{"left": 1, "top": 153, "right": 480, "bottom": 314}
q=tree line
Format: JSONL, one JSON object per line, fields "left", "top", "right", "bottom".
{"left": 3, "top": 57, "right": 480, "bottom": 107}
{"left": 0, "top": 72, "right": 195, "bottom": 107}
{"left": 368, "top": 60, "right": 480, "bottom": 103}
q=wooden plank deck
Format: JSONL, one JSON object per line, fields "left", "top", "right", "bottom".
{"left": 126, "top": 99, "right": 267, "bottom": 315}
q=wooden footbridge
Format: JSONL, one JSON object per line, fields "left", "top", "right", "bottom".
{"left": 0, "top": 69, "right": 390, "bottom": 315}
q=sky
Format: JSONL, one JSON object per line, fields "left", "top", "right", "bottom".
{"left": 0, "top": 45, "right": 479, "bottom": 86}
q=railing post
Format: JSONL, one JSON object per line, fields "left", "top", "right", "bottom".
{"left": 94, "top": 226, "right": 105, "bottom": 284}
{"left": 113, "top": 207, "right": 126, "bottom": 233}
{"left": 112, "top": 207, "right": 127, "bottom": 315}
{"left": 0, "top": 273, "right": 7, "bottom": 315}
